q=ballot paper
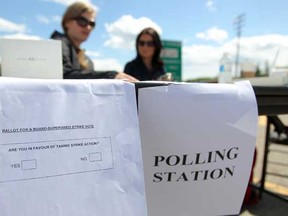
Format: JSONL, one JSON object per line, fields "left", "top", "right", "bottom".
{"left": 138, "top": 81, "right": 258, "bottom": 216}
{"left": 0, "top": 78, "right": 147, "bottom": 216}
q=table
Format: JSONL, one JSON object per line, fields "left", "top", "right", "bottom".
{"left": 252, "top": 86, "right": 288, "bottom": 115}
{"left": 252, "top": 86, "right": 288, "bottom": 201}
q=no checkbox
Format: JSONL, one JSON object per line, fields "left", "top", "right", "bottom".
{"left": 89, "top": 152, "right": 102, "bottom": 162}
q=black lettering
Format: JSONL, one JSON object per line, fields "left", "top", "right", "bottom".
{"left": 203, "top": 169, "right": 209, "bottom": 180}
{"left": 166, "top": 155, "right": 180, "bottom": 166}
{"left": 191, "top": 170, "right": 203, "bottom": 180}
{"left": 195, "top": 153, "right": 206, "bottom": 164}
{"left": 224, "top": 166, "right": 235, "bottom": 177}
{"left": 154, "top": 156, "right": 165, "bottom": 166}
{"left": 210, "top": 168, "right": 223, "bottom": 179}
{"left": 227, "top": 147, "right": 238, "bottom": 160}
{"left": 153, "top": 172, "right": 162, "bottom": 182}
{"left": 182, "top": 154, "right": 193, "bottom": 165}
{"left": 164, "top": 172, "right": 176, "bottom": 181}
{"left": 8, "top": 148, "right": 17, "bottom": 152}
{"left": 214, "top": 150, "right": 225, "bottom": 162}
{"left": 176, "top": 172, "right": 188, "bottom": 181}
{"left": 207, "top": 151, "right": 213, "bottom": 163}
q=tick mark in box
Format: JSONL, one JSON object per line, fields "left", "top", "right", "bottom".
{"left": 21, "top": 159, "right": 37, "bottom": 170}
{"left": 89, "top": 152, "right": 102, "bottom": 162}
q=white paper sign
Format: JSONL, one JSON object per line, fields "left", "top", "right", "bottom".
{"left": 138, "top": 81, "right": 258, "bottom": 216}
{"left": 0, "top": 78, "right": 147, "bottom": 216}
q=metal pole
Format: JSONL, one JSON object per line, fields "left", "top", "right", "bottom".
{"left": 234, "top": 13, "right": 245, "bottom": 78}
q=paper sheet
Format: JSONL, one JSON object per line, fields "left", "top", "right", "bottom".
{"left": 138, "top": 81, "right": 258, "bottom": 216}
{"left": 0, "top": 78, "right": 147, "bottom": 216}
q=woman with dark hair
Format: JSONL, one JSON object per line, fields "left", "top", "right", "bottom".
{"left": 51, "top": 1, "right": 137, "bottom": 81}
{"left": 124, "top": 27, "right": 167, "bottom": 81}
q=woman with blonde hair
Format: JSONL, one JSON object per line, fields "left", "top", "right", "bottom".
{"left": 51, "top": 1, "right": 137, "bottom": 81}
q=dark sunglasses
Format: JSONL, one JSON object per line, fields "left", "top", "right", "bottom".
{"left": 138, "top": 40, "right": 155, "bottom": 47}
{"left": 74, "top": 16, "right": 96, "bottom": 28}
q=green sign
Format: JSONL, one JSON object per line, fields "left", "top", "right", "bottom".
{"left": 161, "top": 40, "right": 182, "bottom": 81}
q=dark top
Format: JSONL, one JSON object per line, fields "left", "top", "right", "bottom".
{"left": 50, "top": 31, "right": 117, "bottom": 79}
{"left": 124, "top": 58, "right": 166, "bottom": 81}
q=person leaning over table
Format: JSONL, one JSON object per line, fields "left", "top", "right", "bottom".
{"left": 50, "top": 1, "right": 137, "bottom": 82}
{"left": 123, "top": 27, "right": 168, "bottom": 81}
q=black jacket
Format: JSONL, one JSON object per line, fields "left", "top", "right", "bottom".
{"left": 124, "top": 57, "right": 166, "bottom": 81}
{"left": 51, "top": 31, "right": 117, "bottom": 79}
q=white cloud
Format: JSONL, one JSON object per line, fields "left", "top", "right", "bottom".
{"left": 181, "top": 34, "right": 288, "bottom": 80}
{"left": 86, "top": 50, "right": 101, "bottom": 58}
{"left": 37, "top": 15, "right": 50, "bottom": 24}
{"left": 47, "top": 0, "right": 98, "bottom": 11}
{"left": 36, "top": 15, "right": 61, "bottom": 24}
{"left": 104, "top": 15, "right": 162, "bottom": 49}
{"left": 0, "top": 33, "right": 42, "bottom": 40}
{"left": 206, "top": 0, "right": 217, "bottom": 11}
{"left": 182, "top": 44, "right": 222, "bottom": 80}
{"left": 0, "top": 17, "right": 26, "bottom": 33}
{"left": 92, "top": 58, "right": 122, "bottom": 72}
{"left": 235, "top": 34, "right": 288, "bottom": 67}
{"left": 47, "top": 0, "right": 89, "bottom": 5}
{"left": 196, "top": 27, "right": 228, "bottom": 43}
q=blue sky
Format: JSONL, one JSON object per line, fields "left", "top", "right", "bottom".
{"left": 1, "top": 0, "right": 288, "bottom": 80}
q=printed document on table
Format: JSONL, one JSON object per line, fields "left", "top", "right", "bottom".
{"left": 138, "top": 81, "right": 258, "bottom": 216}
{"left": 0, "top": 78, "right": 147, "bottom": 216}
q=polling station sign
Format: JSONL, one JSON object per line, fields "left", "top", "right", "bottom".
{"left": 138, "top": 81, "right": 258, "bottom": 216}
